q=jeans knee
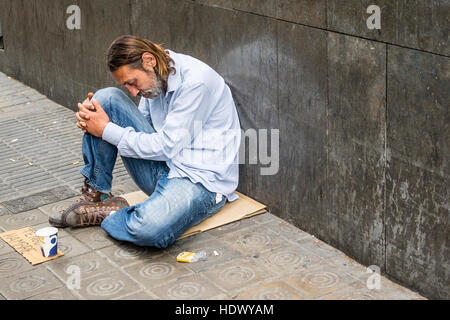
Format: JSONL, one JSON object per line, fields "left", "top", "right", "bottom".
{"left": 130, "top": 220, "right": 174, "bottom": 249}
{"left": 93, "top": 87, "right": 125, "bottom": 111}
{"left": 94, "top": 87, "right": 123, "bottom": 99}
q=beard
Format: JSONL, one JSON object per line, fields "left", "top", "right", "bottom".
{"left": 138, "top": 69, "right": 164, "bottom": 99}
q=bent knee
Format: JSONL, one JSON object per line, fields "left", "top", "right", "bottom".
{"left": 93, "top": 87, "right": 126, "bottom": 109}
{"left": 94, "top": 87, "right": 124, "bottom": 99}
{"left": 130, "top": 221, "right": 175, "bottom": 249}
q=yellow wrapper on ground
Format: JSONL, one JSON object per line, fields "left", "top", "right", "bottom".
{"left": 177, "top": 251, "right": 196, "bottom": 263}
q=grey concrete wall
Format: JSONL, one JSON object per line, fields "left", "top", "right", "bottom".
{"left": 0, "top": 0, "right": 448, "bottom": 299}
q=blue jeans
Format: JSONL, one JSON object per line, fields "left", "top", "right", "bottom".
{"left": 79, "top": 87, "right": 227, "bottom": 248}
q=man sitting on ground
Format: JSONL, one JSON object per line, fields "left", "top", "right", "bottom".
{"left": 49, "top": 35, "right": 241, "bottom": 249}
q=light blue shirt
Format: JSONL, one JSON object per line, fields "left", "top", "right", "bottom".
{"left": 102, "top": 50, "right": 241, "bottom": 202}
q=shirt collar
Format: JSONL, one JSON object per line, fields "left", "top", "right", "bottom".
{"left": 165, "top": 49, "right": 181, "bottom": 96}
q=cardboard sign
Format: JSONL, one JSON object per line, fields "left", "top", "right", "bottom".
{"left": 122, "top": 191, "right": 267, "bottom": 240}
{"left": 0, "top": 227, "right": 64, "bottom": 265}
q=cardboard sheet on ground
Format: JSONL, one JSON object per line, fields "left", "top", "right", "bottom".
{"left": 122, "top": 191, "right": 267, "bottom": 240}
{"left": 0, "top": 227, "right": 64, "bottom": 265}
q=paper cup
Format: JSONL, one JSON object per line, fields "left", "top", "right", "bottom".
{"left": 36, "top": 227, "right": 58, "bottom": 258}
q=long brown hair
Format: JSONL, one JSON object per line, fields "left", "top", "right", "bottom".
{"left": 106, "top": 35, "right": 175, "bottom": 80}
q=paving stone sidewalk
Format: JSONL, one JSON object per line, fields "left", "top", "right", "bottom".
{"left": 0, "top": 72, "right": 426, "bottom": 300}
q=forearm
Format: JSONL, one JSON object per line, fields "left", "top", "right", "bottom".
{"left": 102, "top": 122, "right": 170, "bottom": 161}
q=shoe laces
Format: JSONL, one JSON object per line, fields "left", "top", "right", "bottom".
{"left": 78, "top": 204, "right": 114, "bottom": 225}
{"left": 76, "top": 199, "right": 128, "bottom": 226}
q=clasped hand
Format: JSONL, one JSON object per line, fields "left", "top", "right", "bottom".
{"left": 75, "top": 92, "right": 110, "bottom": 137}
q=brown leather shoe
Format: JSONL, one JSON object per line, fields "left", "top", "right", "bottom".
{"left": 79, "top": 180, "right": 114, "bottom": 202}
{"left": 49, "top": 180, "right": 118, "bottom": 228}
{"left": 50, "top": 196, "right": 129, "bottom": 228}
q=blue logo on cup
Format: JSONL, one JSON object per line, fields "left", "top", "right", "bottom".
{"left": 36, "top": 227, "right": 58, "bottom": 258}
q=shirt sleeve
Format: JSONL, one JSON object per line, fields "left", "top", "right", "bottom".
{"left": 102, "top": 82, "right": 213, "bottom": 161}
